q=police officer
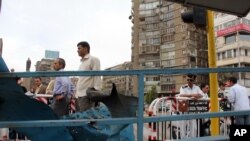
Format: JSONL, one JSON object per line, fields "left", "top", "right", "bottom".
{"left": 178, "top": 74, "right": 203, "bottom": 139}
{"left": 179, "top": 74, "right": 203, "bottom": 99}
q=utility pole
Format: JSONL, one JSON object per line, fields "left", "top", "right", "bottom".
{"left": 207, "top": 10, "right": 219, "bottom": 136}
{"left": 237, "top": 17, "right": 242, "bottom": 84}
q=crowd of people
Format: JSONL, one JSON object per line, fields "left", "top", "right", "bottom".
{"left": 174, "top": 73, "right": 250, "bottom": 138}
{"left": 6, "top": 41, "right": 250, "bottom": 140}
{"left": 7, "top": 41, "right": 102, "bottom": 140}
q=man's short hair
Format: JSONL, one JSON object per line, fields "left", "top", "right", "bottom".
{"left": 187, "top": 73, "right": 196, "bottom": 80}
{"left": 218, "top": 81, "right": 225, "bottom": 87}
{"left": 227, "top": 76, "right": 237, "bottom": 84}
{"left": 77, "top": 41, "right": 90, "bottom": 53}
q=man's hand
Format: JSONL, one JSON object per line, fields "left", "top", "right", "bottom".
{"left": 55, "top": 95, "right": 64, "bottom": 101}
{"left": 192, "top": 94, "right": 202, "bottom": 100}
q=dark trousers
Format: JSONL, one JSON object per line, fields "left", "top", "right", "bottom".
{"left": 75, "top": 96, "right": 95, "bottom": 112}
{"left": 9, "top": 128, "right": 25, "bottom": 140}
{"left": 50, "top": 97, "right": 70, "bottom": 116}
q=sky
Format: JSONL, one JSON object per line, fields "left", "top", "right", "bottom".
{"left": 0, "top": 0, "right": 132, "bottom": 71}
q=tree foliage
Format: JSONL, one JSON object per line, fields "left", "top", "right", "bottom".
{"left": 145, "top": 85, "right": 158, "bottom": 104}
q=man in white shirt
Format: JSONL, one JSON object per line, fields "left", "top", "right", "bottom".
{"left": 226, "top": 76, "right": 250, "bottom": 125}
{"left": 75, "top": 41, "right": 101, "bottom": 112}
{"left": 179, "top": 74, "right": 203, "bottom": 99}
{"left": 178, "top": 74, "right": 203, "bottom": 139}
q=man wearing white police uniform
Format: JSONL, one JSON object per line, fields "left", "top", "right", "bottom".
{"left": 178, "top": 74, "right": 203, "bottom": 139}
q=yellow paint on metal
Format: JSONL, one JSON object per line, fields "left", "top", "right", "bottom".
{"left": 207, "top": 10, "right": 219, "bottom": 136}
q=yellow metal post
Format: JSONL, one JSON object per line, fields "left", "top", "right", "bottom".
{"left": 207, "top": 10, "right": 219, "bottom": 135}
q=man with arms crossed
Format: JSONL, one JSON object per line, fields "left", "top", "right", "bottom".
{"left": 178, "top": 74, "right": 203, "bottom": 139}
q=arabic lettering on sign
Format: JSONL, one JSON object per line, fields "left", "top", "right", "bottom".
{"left": 188, "top": 100, "right": 209, "bottom": 112}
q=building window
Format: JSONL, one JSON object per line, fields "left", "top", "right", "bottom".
{"left": 239, "top": 33, "right": 250, "bottom": 41}
{"left": 245, "top": 49, "right": 248, "bottom": 56}
{"left": 145, "top": 76, "right": 160, "bottom": 81}
{"left": 161, "top": 84, "right": 175, "bottom": 91}
{"left": 190, "top": 56, "right": 196, "bottom": 62}
{"left": 162, "top": 51, "right": 175, "bottom": 59}
{"left": 234, "top": 49, "right": 237, "bottom": 57}
{"left": 222, "top": 52, "right": 226, "bottom": 59}
{"left": 217, "top": 53, "right": 220, "bottom": 60}
{"left": 162, "top": 59, "right": 175, "bottom": 67}
{"left": 225, "top": 34, "right": 236, "bottom": 44}
{"left": 161, "top": 76, "right": 173, "bottom": 83}
{"left": 227, "top": 50, "right": 232, "bottom": 58}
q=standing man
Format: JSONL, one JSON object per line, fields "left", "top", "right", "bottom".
{"left": 218, "top": 81, "right": 226, "bottom": 98}
{"left": 50, "top": 58, "right": 75, "bottom": 116}
{"left": 178, "top": 74, "right": 203, "bottom": 139}
{"left": 75, "top": 41, "right": 101, "bottom": 112}
{"left": 226, "top": 76, "right": 250, "bottom": 125}
{"left": 179, "top": 74, "right": 203, "bottom": 99}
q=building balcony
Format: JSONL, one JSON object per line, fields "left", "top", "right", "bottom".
{"left": 217, "top": 56, "right": 250, "bottom": 66}
{"left": 217, "top": 40, "right": 250, "bottom": 53}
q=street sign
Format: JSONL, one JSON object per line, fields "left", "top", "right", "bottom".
{"left": 168, "top": 0, "right": 250, "bottom": 17}
{"left": 189, "top": 100, "right": 209, "bottom": 112}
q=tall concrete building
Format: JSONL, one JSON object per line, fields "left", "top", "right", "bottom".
{"left": 131, "top": 0, "right": 208, "bottom": 96}
{"left": 34, "top": 50, "right": 60, "bottom": 85}
{"left": 215, "top": 13, "right": 250, "bottom": 87}
{"left": 103, "top": 62, "right": 133, "bottom": 95}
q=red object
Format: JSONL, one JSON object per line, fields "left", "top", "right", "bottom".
{"left": 36, "top": 97, "right": 48, "bottom": 104}
{"left": 217, "top": 23, "right": 250, "bottom": 37}
{"left": 69, "top": 97, "right": 76, "bottom": 113}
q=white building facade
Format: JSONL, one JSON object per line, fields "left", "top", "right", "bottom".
{"left": 215, "top": 13, "right": 250, "bottom": 88}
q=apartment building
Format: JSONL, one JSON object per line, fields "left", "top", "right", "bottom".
{"left": 103, "top": 62, "right": 133, "bottom": 96}
{"left": 215, "top": 13, "right": 250, "bottom": 87}
{"left": 131, "top": 0, "right": 209, "bottom": 96}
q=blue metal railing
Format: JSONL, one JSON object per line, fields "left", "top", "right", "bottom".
{"left": 1, "top": 67, "right": 250, "bottom": 141}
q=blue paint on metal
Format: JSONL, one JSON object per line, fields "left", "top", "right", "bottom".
{"left": 0, "top": 56, "right": 135, "bottom": 141}
{"left": 0, "top": 56, "right": 74, "bottom": 141}
{"left": 0, "top": 57, "right": 9, "bottom": 72}
{"left": 137, "top": 74, "right": 144, "bottom": 141}
{"left": 62, "top": 104, "right": 134, "bottom": 141}
{"left": 2, "top": 54, "right": 250, "bottom": 141}
{"left": 1, "top": 67, "right": 250, "bottom": 78}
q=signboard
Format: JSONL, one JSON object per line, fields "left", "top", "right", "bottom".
{"left": 188, "top": 100, "right": 209, "bottom": 112}
{"left": 45, "top": 50, "right": 59, "bottom": 59}
{"left": 217, "top": 24, "right": 250, "bottom": 37}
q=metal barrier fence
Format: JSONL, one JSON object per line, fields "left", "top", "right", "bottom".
{"left": 147, "top": 96, "right": 232, "bottom": 140}
{"left": 1, "top": 67, "right": 250, "bottom": 141}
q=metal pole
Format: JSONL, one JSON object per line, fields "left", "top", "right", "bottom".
{"left": 0, "top": 38, "right": 2, "bottom": 57}
{"left": 207, "top": 10, "right": 219, "bottom": 136}
{"left": 237, "top": 17, "right": 241, "bottom": 84}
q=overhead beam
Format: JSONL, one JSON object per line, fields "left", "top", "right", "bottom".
{"left": 168, "top": 0, "right": 250, "bottom": 17}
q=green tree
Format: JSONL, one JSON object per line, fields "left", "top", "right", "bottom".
{"left": 145, "top": 85, "right": 158, "bottom": 104}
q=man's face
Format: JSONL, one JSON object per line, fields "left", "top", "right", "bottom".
{"left": 34, "top": 78, "right": 42, "bottom": 87}
{"left": 77, "top": 46, "right": 88, "bottom": 57}
{"left": 203, "top": 85, "right": 209, "bottom": 93}
{"left": 220, "top": 84, "right": 226, "bottom": 90}
{"left": 186, "top": 78, "right": 194, "bottom": 84}
{"left": 225, "top": 80, "right": 232, "bottom": 87}
{"left": 53, "top": 59, "right": 61, "bottom": 71}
